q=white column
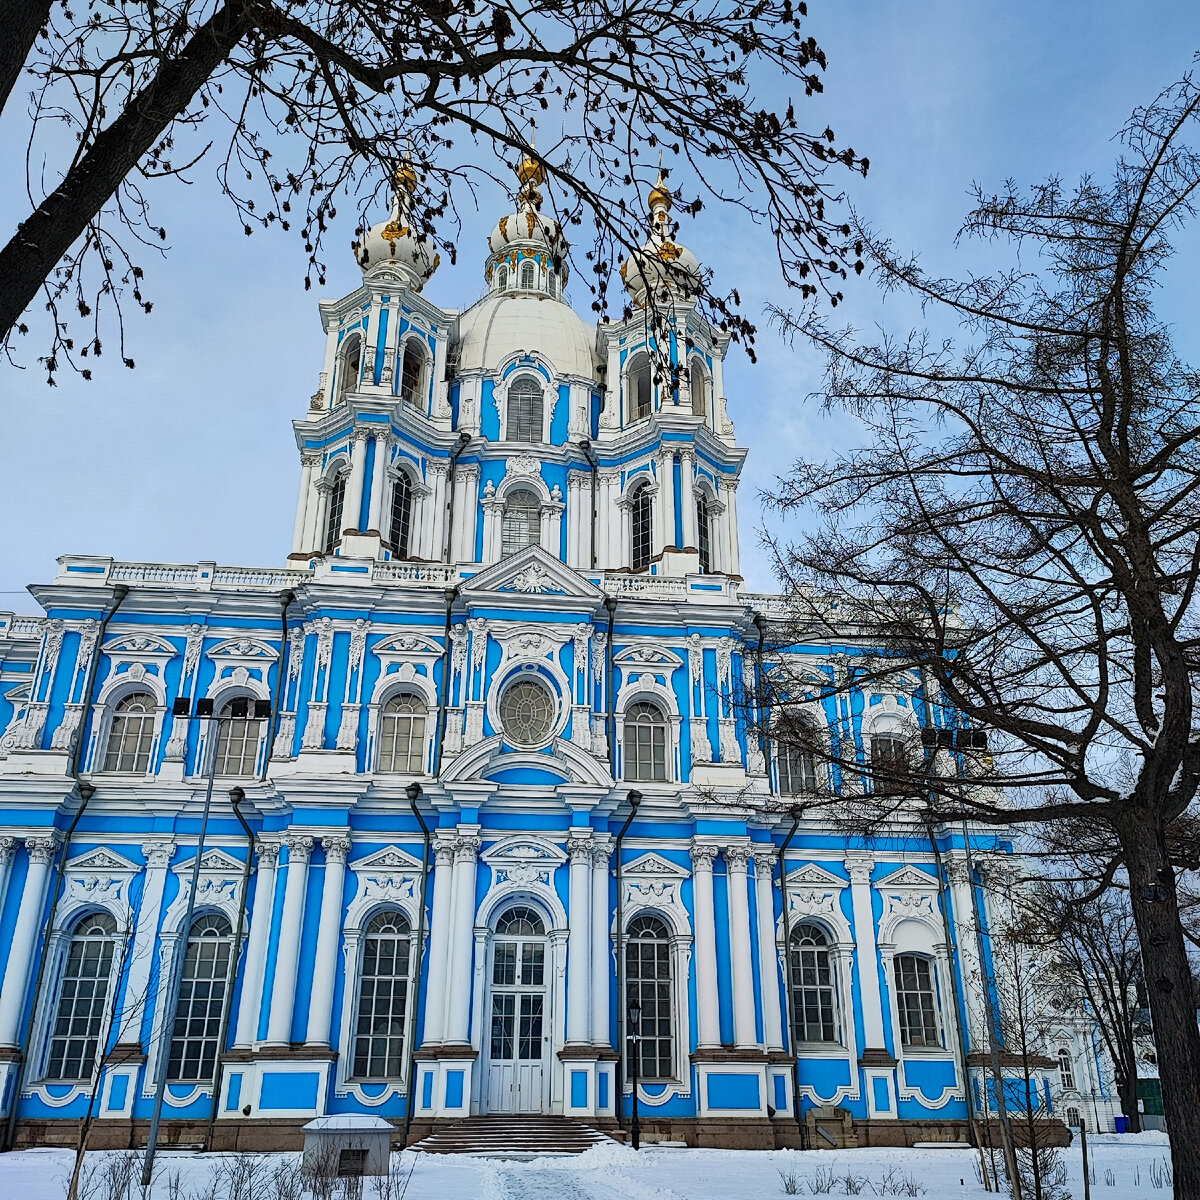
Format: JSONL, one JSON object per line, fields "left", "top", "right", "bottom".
{"left": 566, "top": 836, "right": 593, "bottom": 1045}
{"left": 723, "top": 480, "right": 741, "bottom": 576}
{"left": 947, "top": 854, "right": 986, "bottom": 1046}
{"left": 454, "top": 465, "right": 480, "bottom": 563}
{"left": 680, "top": 451, "right": 697, "bottom": 550}
{"left": 659, "top": 453, "right": 676, "bottom": 552}
{"left": 724, "top": 847, "right": 758, "bottom": 1048}
{"left": 116, "top": 841, "right": 176, "bottom": 1045}
{"left": 0, "top": 836, "right": 58, "bottom": 1046}
{"left": 421, "top": 840, "right": 456, "bottom": 1046}
{"left": 298, "top": 454, "right": 323, "bottom": 553}
{"left": 305, "top": 836, "right": 351, "bottom": 1046}
{"left": 597, "top": 470, "right": 618, "bottom": 569}
{"left": 234, "top": 841, "right": 279, "bottom": 1046}
{"left": 429, "top": 462, "right": 449, "bottom": 561}
{"left": 845, "top": 853, "right": 886, "bottom": 1049}
{"left": 292, "top": 455, "right": 316, "bottom": 554}
{"left": 690, "top": 843, "right": 721, "bottom": 1049}
{"left": 754, "top": 852, "right": 784, "bottom": 1051}
{"left": 0, "top": 838, "right": 17, "bottom": 923}
{"left": 345, "top": 432, "right": 369, "bottom": 535}
{"left": 443, "top": 832, "right": 480, "bottom": 1046}
{"left": 367, "top": 438, "right": 389, "bottom": 534}
{"left": 265, "top": 834, "right": 313, "bottom": 1046}
{"left": 591, "top": 843, "right": 612, "bottom": 1046}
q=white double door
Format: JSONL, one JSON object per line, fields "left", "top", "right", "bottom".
{"left": 485, "top": 929, "right": 550, "bottom": 1113}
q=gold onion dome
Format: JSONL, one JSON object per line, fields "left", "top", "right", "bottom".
{"left": 355, "top": 160, "right": 439, "bottom": 291}
{"left": 621, "top": 172, "right": 702, "bottom": 307}
{"left": 486, "top": 154, "right": 567, "bottom": 264}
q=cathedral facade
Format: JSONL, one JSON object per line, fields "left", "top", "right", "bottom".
{"left": 0, "top": 163, "right": 1085, "bottom": 1149}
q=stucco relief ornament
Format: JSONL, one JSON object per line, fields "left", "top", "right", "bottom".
{"left": 512, "top": 564, "right": 554, "bottom": 594}
{"left": 349, "top": 619, "right": 370, "bottom": 672}
{"left": 506, "top": 453, "right": 542, "bottom": 479}
{"left": 272, "top": 711, "right": 296, "bottom": 758}
{"left": 183, "top": 624, "right": 204, "bottom": 681}
{"left": 450, "top": 626, "right": 468, "bottom": 679}
{"left": 572, "top": 623, "right": 591, "bottom": 671}
{"left": 302, "top": 702, "right": 327, "bottom": 749}
{"left": 315, "top": 618, "right": 335, "bottom": 671}
{"left": 75, "top": 618, "right": 99, "bottom": 667}
{"left": 687, "top": 633, "right": 703, "bottom": 686}
{"left": 50, "top": 704, "right": 83, "bottom": 752}
{"left": 468, "top": 619, "right": 489, "bottom": 672}
{"left": 336, "top": 704, "right": 360, "bottom": 750}
{"left": 497, "top": 863, "right": 552, "bottom": 887}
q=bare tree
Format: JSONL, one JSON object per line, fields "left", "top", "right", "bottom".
{"left": 763, "top": 67, "right": 1200, "bottom": 1198}
{"left": 0, "top": 0, "right": 867, "bottom": 383}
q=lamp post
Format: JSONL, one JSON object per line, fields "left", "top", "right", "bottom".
{"left": 628, "top": 999, "right": 642, "bottom": 1150}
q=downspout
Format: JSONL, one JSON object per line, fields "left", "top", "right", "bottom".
{"left": 260, "top": 589, "right": 295, "bottom": 781}
{"left": 580, "top": 439, "right": 598, "bottom": 570}
{"left": 613, "top": 789, "right": 642, "bottom": 1134}
{"left": 205, "top": 785, "right": 255, "bottom": 1151}
{"left": 403, "top": 783, "right": 431, "bottom": 1147}
{"left": 3, "top": 582, "right": 128, "bottom": 1153}
{"left": 442, "top": 432, "right": 471, "bottom": 565}
{"left": 433, "top": 586, "right": 459, "bottom": 775}
{"left": 604, "top": 596, "right": 617, "bottom": 778}
{"left": 752, "top": 612, "right": 774, "bottom": 796}
{"left": 777, "top": 806, "right": 804, "bottom": 1135}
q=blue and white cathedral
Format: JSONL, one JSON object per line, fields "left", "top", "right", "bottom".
{"left": 0, "top": 160, "right": 1107, "bottom": 1150}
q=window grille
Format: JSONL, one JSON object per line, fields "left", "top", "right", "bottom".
{"left": 103, "top": 692, "right": 156, "bottom": 773}
{"left": 631, "top": 484, "right": 653, "bottom": 570}
{"left": 778, "top": 736, "right": 817, "bottom": 795}
{"left": 501, "top": 489, "right": 540, "bottom": 557}
{"left": 696, "top": 493, "right": 712, "bottom": 572}
{"left": 377, "top": 693, "right": 426, "bottom": 774}
{"left": 497, "top": 265, "right": 509, "bottom": 291}
{"left": 324, "top": 473, "right": 346, "bottom": 553}
{"left": 625, "top": 914, "right": 673, "bottom": 1079}
{"left": 213, "top": 703, "right": 262, "bottom": 776}
{"left": 894, "top": 954, "right": 940, "bottom": 1047}
{"left": 389, "top": 472, "right": 413, "bottom": 557}
{"left": 353, "top": 911, "right": 411, "bottom": 1078}
{"left": 624, "top": 701, "right": 667, "bottom": 781}
{"left": 499, "top": 678, "right": 556, "bottom": 747}
{"left": 167, "top": 912, "right": 232, "bottom": 1082}
{"left": 520, "top": 260, "right": 536, "bottom": 289}
{"left": 400, "top": 343, "right": 424, "bottom": 406}
{"left": 508, "top": 377, "right": 543, "bottom": 443}
{"left": 789, "top": 923, "right": 838, "bottom": 1043}
{"left": 1058, "top": 1049, "right": 1076, "bottom": 1090}
{"left": 45, "top": 913, "right": 118, "bottom": 1082}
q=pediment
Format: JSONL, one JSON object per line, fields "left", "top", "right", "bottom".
{"left": 67, "top": 847, "right": 139, "bottom": 874}
{"left": 784, "top": 862, "right": 847, "bottom": 890}
{"left": 103, "top": 633, "right": 176, "bottom": 657}
{"left": 207, "top": 637, "right": 277, "bottom": 660}
{"left": 874, "top": 864, "right": 939, "bottom": 890}
{"left": 482, "top": 836, "right": 568, "bottom": 867}
{"left": 172, "top": 847, "right": 245, "bottom": 876}
{"left": 372, "top": 632, "right": 442, "bottom": 658}
{"left": 614, "top": 643, "right": 684, "bottom": 669}
{"left": 352, "top": 845, "right": 423, "bottom": 873}
{"left": 624, "top": 852, "right": 690, "bottom": 879}
{"left": 460, "top": 545, "right": 603, "bottom": 601}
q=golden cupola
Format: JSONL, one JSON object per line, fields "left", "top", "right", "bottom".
{"left": 356, "top": 161, "right": 440, "bottom": 290}
{"left": 485, "top": 153, "right": 569, "bottom": 298}
{"left": 621, "top": 171, "right": 703, "bottom": 307}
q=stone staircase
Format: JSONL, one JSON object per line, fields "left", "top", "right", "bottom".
{"left": 411, "top": 1114, "right": 614, "bottom": 1156}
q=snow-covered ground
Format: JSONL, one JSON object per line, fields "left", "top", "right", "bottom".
{"left": 0, "top": 1133, "right": 1174, "bottom": 1200}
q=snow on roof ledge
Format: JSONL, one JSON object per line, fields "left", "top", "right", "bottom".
{"left": 302, "top": 1115, "right": 394, "bottom": 1132}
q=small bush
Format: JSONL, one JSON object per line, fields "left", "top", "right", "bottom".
{"left": 806, "top": 1166, "right": 838, "bottom": 1195}
{"left": 778, "top": 1169, "right": 802, "bottom": 1196}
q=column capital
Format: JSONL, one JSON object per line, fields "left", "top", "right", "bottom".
{"left": 723, "top": 845, "right": 753, "bottom": 870}
{"left": 452, "top": 834, "right": 481, "bottom": 862}
{"left": 844, "top": 852, "right": 875, "bottom": 885}
{"left": 753, "top": 850, "right": 776, "bottom": 879}
{"left": 690, "top": 842, "right": 719, "bottom": 871}
{"left": 591, "top": 843, "right": 613, "bottom": 869}
{"left": 0, "top": 836, "right": 17, "bottom": 866}
{"left": 255, "top": 839, "right": 281, "bottom": 868}
{"left": 433, "top": 838, "right": 457, "bottom": 867}
{"left": 141, "top": 841, "right": 177, "bottom": 869}
{"left": 322, "top": 835, "right": 352, "bottom": 863}
{"left": 25, "top": 835, "right": 59, "bottom": 864}
{"left": 567, "top": 832, "right": 594, "bottom": 864}
{"left": 284, "top": 833, "right": 314, "bottom": 862}
{"left": 301, "top": 450, "right": 322, "bottom": 468}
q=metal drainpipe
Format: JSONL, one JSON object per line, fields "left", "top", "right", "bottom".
{"left": 260, "top": 589, "right": 295, "bottom": 781}
{"left": 580, "top": 439, "right": 598, "bottom": 569}
{"left": 205, "top": 785, "right": 255, "bottom": 1151}
{"left": 752, "top": 612, "right": 774, "bottom": 796}
{"left": 442, "top": 432, "right": 471, "bottom": 565}
{"left": 604, "top": 596, "right": 617, "bottom": 777}
{"left": 403, "top": 782, "right": 431, "bottom": 1147}
{"left": 613, "top": 789, "right": 642, "bottom": 1135}
{"left": 433, "top": 586, "right": 459, "bottom": 775}
{"left": 777, "top": 806, "right": 803, "bottom": 1135}
{"left": 3, "top": 582, "right": 128, "bottom": 1153}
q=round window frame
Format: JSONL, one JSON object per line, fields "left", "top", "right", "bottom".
{"left": 497, "top": 674, "right": 559, "bottom": 749}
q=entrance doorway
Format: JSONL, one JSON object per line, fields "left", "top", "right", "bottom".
{"left": 486, "top": 905, "right": 550, "bottom": 1113}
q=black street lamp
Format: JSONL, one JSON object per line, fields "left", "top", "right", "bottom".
{"left": 628, "top": 999, "right": 642, "bottom": 1150}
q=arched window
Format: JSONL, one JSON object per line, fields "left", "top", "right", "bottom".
{"left": 631, "top": 483, "right": 653, "bottom": 570}
{"left": 507, "top": 376, "right": 544, "bottom": 443}
{"left": 626, "top": 914, "right": 673, "bottom": 1080}
{"left": 696, "top": 492, "right": 712, "bottom": 573}
{"left": 547, "top": 270, "right": 558, "bottom": 299}
{"left": 894, "top": 954, "right": 941, "bottom": 1048}
{"left": 624, "top": 701, "right": 667, "bottom": 782}
{"left": 167, "top": 913, "right": 233, "bottom": 1083}
{"left": 377, "top": 693, "right": 426, "bottom": 774}
{"left": 628, "top": 353, "right": 652, "bottom": 421}
{"left": 45, "top": 912, "right": 118, "bottom": 1082}
{"left": 103, "top": 692, "right": 156, "bottom": 773}
{"left": 1065, "top": 1106, "right": 1081, "bottom": 1128}
{"left": 778, "top": 723, "right": 817, "bottom": 796}
{"left": 871, "top": 732, "right": 915, "bottom": 794}
{"left": 337, "top": 335, "right": 362, "bottom": 405}
{"left": 399, "top": 342, "right": 425, "bottom": 407}
{"left": 324, "top": 471, "right": 347, "bottom": 553}
{"left": 497, "top": 264, "right": 510, "bottom": 291}
{"left": 213, "top": 701, "right": 263, "bottom": 776}
{"left": 789, "top": 923, "right": 838, "bottom": 1044}
{"left": 353, "top": 910, "right": 412, "bottom": 1079}
{"left": 389, "top": 472, "right": 413, "bottom": 557}
{"left": 690, "top": 359, "right": 707, "bottom": 417}
{"left": 1058, "top": 1049, "right": 1076, "bottom": 1091}
{"left": 501, "top": 488, "right": 541, "bottom": 557}
{"left": 520, "top": 260, "right": 536, "bottom": 289}
{"left": 496, "top": 905, "right": 544, "bottom": 938}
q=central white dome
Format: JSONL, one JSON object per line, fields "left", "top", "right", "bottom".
{"left": 455, "top": 292, "right": 599, "bottom": 380}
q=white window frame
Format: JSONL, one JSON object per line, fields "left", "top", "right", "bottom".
{"left": 374, "top": 690, "right": 430, "bottom": 775}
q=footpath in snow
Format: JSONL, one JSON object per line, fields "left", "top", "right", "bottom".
{"left": 0, "top": 1133, "right": 1174, "bottom": 1200}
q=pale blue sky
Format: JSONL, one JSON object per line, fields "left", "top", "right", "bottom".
{"left": 1, "top": 2, "right": 1197, "bottom": 613}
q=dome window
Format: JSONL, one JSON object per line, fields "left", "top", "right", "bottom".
{"left": 547, "top": 270, "right": 558, "bottom": 299}
{"left": 507, "top": 376, "right": 544, "bottom": 443}
{"left": 628, "top": 353, "right": 652, "bottom": 421}
{"left": 497, "top": 264, "right": 510, "bottom": 291}
{"left": 501, "top": 488, "right": 541, "bottom": 557}
{"left": 690, "top": 358, "right": 707, "bottom": 417}
{"left": 400, "top": 341, "right": 426, "bottom": 407}
{"left": 520, "top": 260, "right": 536, "bottom": 290}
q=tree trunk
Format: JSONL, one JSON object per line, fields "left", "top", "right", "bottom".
{"left": 1118, "top": 1072, "right": 1142, "bottom": 1135}
{"left": 0, "top": 0, "right": 53, "bottom": 119}
{"left": 0, "top": 0, "right": 252, "bottom": 342}
{"left": 1117, "top": 813, "right": 1200, "bottom": 1200}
